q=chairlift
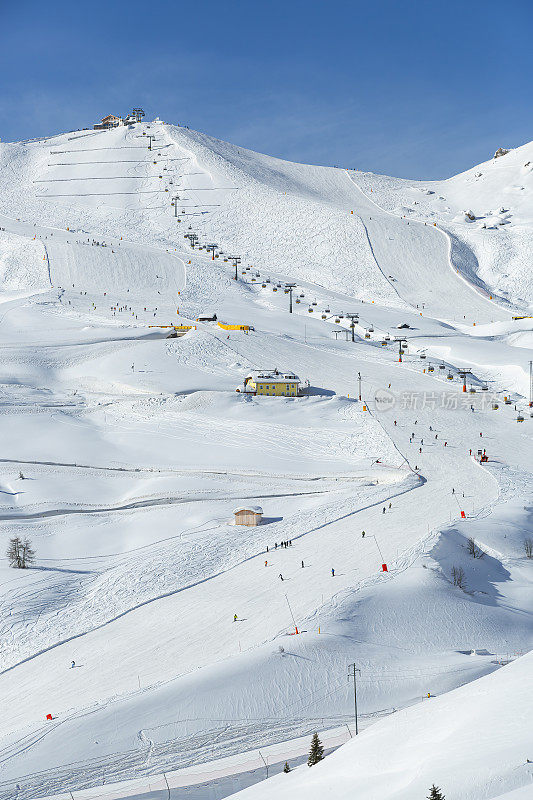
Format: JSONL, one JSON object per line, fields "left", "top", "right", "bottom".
{"left": 385, "top": 335, "right": 391, "bottom": 341}
{"left": 299, "top": 293, "right": 305, "bottom": 298}
{"left": 335, "top": 317, "right": 341, "bottom": 323}
{"left": 381, "top": 340, "right": 387, "bottom": 346}
{"left": 251, "top": 277, "right": 256, "bottom": 282}
{"left": 439, "top": 364, "right": 445, "bottom": 370}
{"left": 325, "top": 308, "right": 330, "bottom": 313}
{"left": 517, "top": 414, "right": 525, "bottom": 422}
{"left": 312, "top": 301, "right": 318, "bottom": 306}
{"left": 420, "top": 353, "right": 427, "bottom": 360}
{"left": 505, "top": 398, "right": 512, "bottom": 405}
{"left": 284, "top": 288, "right": 290, "bottom": 294}
{"left": 365, "top": 332, "right": 371, "bottom": 339}
{"left": 295, "top": 298, "right": 300, "bottom": 303}
{"left": 255, "top": 272, "right": 260, "bottom": 277}
{"left": 368, "top": 325, "right": 374, "bottom": 332}
{"left": 262, "top": 282, "right": 266, "bottom": 288}
{"left": 273, "top": 287, "right": 278, "bottom": 292}
{"left": 223, "top": 258, "right": 228, "bottom": 262}
{"left": 308, "top": 307, "right": 314, "bottom": 312}
{"left": 481, "top": 383, "right": 488, "bottom": 391}
{"left": 427, "top": 364, "right": 434, "bottom": 372}
{"left": 447, "top": 372, "right": 453, "bottom": 380}
{"left": 469, "top": 388, "right": 476, "bottom": 394}
{"left": 492, "top": 403, "right": 499, "bottom": 410}
{"left": 266, "top": 278, "right": 271, "bottom": 283}
{"left": 321, "top": 314, "right": 327, "bottom": 319}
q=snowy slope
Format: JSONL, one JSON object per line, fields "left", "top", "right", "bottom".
{"left": 348, "top": 140, "right": 533, "bottom": 308}
{"left": 0, "top": 121, "right": 530, "bottom": 800}
{"left": 230, "top": 650, "right": 533, "bottom": 800}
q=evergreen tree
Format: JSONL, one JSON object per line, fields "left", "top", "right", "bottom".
{"left": 6, "top": 537, "right": 23, "bottom": 568}
{"left": 283, "top": 761, "right": 291, "bottom": 773}
{"left": 427, "top": 785, "right": 445, "bottom": 799}
{"left": 307, "top": 732, "right": 324, "bottom": 766}
{"left": 6, "top": 536, "right": 35, "bottom": 568}
{"left": 21, "top": 538, "right": 36, "bottom": 568}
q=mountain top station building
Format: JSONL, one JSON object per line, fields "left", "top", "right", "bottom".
{"left": 238, "top": 369, "right": 300, "bottom": 397}
{"left": 94, "top": 109, "right": 145, "bottom": 130}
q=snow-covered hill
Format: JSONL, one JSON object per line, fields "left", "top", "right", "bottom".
{"left": 231, "top": 650, "right": 533, "bottom": 800}
{"left": 0, "top": 120, "right": 530, "bottom": 800}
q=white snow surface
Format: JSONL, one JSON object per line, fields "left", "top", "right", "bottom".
{"left": 0, "top": 122, "right": 530, "bottom": 800}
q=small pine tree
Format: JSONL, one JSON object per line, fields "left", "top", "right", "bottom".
{"left": 283, "top": 761, "right": 291, "bottom": 773}
{"left": 427, "top": 785, "right": 445, "bottom": 799}
{"left": 307, "top": 732, "right": 324, "bottom": 766}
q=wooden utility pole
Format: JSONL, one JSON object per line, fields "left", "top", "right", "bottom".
{"left": 348, "top": 664, "right": 361, "bottom": 734}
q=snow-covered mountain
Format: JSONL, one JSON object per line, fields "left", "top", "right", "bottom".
{"left": 0, "top": 120, "right": 531, "bottom": 800}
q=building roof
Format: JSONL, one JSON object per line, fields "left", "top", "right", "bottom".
{"left": 234, "top": 506, "right": 263, "bottom": 515}
{"left": 245, "top": 370, "right": 300, "bottom": 384}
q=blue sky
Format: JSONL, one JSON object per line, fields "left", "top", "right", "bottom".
{"left": 1, "top": 0, "right": 531, "bottom": 178}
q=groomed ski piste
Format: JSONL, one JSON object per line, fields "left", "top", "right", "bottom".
{"left": 0, "top": 119, "right": 531, "bottom": 800}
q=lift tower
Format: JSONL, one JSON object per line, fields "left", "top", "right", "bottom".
{"left": 458, "top": 369, "right": 473, "bottom": 393}
{"left": 344, "top": 313, "right": 359, "bottom": 342}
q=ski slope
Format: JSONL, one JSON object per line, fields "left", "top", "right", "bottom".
{"left": 232, "top": 650, "right": 533, "bottom": 800}
{"left": 0, "top": 120, "right": 530, "bottom": 800}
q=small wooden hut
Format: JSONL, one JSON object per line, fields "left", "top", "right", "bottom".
{"left": 234, "top": 506, "right": 263, "bottom": 527}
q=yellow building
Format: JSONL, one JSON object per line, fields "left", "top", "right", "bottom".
{"left": 240, "top": 369, "right": 300, "bottom": 397}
